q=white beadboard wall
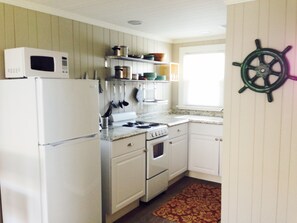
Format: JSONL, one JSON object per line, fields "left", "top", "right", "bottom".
{"left": 0, "top": 3, "right": 172, "bottom": 116}
{"left": 222, "top": 0, "right": 297, "bottom": 223}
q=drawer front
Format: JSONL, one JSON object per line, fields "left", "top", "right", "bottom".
{"left": 189, "top": 123, "right": 223, "bottom": 136}
{"left": 169, "top": 123, "right": 188, "bottom": 139}
{"left": 112, "top": 134, "right": 145, "bottom": 157}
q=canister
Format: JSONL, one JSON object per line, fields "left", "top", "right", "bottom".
{"left": 115, "top": 66, "right": 123, "bottom": 79}
{"left": 120, "top": 46, "right": 128, "bottom": 57}
{"left": 122, "top": 66, "right": 132, "bottom": 80}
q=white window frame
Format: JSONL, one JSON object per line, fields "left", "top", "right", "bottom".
{"left": 178, "top": 44, "right": 225, "bottom": 111}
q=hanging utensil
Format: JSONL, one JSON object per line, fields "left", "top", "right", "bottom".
{"left": 102, "top": 102, "right": 112, "bottom": 117}
{"left": 112, "top": 83, "right": 118, "bottom": 108}
{"left": 118, "top": 83, "right": 123, "bottom": 108}
{"left": 98, "top": 78, "right": 103, "bottom": 93}
{"left": 123, "top": 82, "right": 129, "bottom": 106}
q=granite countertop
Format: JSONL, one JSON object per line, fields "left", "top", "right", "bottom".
{"left": 100, "top": 114, "right": 223, "bottom": 141}
{"left": 138, "top": 114, "right": 223, "bottom": 126}
{"left": 100, "top": 126, "right": 146, "bottom": 141}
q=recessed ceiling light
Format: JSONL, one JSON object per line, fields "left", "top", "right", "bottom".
{"left": 128, "top": 20, "right": 142, "bottom": 25}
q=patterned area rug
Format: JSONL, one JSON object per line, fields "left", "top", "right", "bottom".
{"left": 153, "top": 183, "right": 221, "bottom": 223}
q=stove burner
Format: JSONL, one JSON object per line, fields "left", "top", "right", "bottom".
{"left": 137, "top": 125, "right": 151, "bottom": 129}
{"left": 122, "top": 121, "right": 158, "bottom": 128}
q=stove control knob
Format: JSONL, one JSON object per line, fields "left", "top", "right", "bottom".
{"left": 151, "top": 133, "right": 154, "bottom": 138}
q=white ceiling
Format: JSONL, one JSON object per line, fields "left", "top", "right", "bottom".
{"left": 9, "top": 0, "right": 227, "bottom": 42}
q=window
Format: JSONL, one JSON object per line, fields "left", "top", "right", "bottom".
{"left": 178, "top": 44, "right": 225, "bottom": 111}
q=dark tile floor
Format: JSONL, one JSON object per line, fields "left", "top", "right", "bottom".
{"left": 114, "top": 176, "right": 221, "bottom": 223}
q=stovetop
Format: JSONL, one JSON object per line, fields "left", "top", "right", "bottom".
{"left": 122, "top": 121, "right": 160, "bottom": 129}
{"left": 110, "top": 112, "right": 168, "bottom": 140}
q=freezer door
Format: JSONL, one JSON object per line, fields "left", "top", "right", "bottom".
{"left": 36, "top": 79, "right": 99, "bottom": 145}
{"left": 39, "top": 135, "right": 101, "bottom": 223}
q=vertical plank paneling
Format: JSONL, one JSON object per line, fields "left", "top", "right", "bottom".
{"left": 221, "top": 4, "right": 235, "bottom": 223}
{"left": 261, "top": 1, "right": 286, "bottom": 222}
{"left": 228, "top": 4, "right": 244, "bottom": 223}
{"left": 14, "top": 7, "right": 28, "bottom": 47}
{"left": 237, "top": 2, "right": 259, "bottom": 222}
{"left": 0, "top": 3, "right": 5, "bottom": 79}
{"left": 59, "top": 18, "right": 74, "bottom": 77}
{"left": 36, "top": 12, "right": 52, "bottom": 49}
{"left": 51, "top": 16, "right": 59, "bottom": 51}
{"left": 286, "top": 2, "right": 297, "bottom": 222}
{"left": 28, "top": 10, "right": 37, "bottom": 48}
{"left": 87, "top": 24, "right": 94, "bottom": 76}
{"left": 276, "top": 0, "right": 297, "bottom": 222}
{"left": 0, "top": 3, "right": 172, "bottom": 117}
{"left": 224, "top": 0, "right": 297, "bottom": 223}
{"left": 93, "top": 25, "right": 105, "bottom": 112}
{"left": 251, "top": 0, "right": 268, "bottom": 222}
{"left": 4, "top": 4, "right": 15, "bottom": 48}
{"left": 72, "top": 21, "right": 81, "bottom": 79}
{"left": 79, "top": 23, "right": 88, "bottom": 78}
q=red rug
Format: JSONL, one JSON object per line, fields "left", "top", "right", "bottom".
{"left": 153, "top": 183, "right": 221, "bottom": 223}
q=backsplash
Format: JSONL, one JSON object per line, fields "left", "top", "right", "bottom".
{"left": 100, "top": 79, "right": 171, "bottom": 117}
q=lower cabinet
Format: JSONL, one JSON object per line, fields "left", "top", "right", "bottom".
{"left": 188, "top": 123, "right": 223, "bottom": 176}
{"left": 101, "top": 134, "right": 146, "bottom": 222}
{"left": 168, "top": 123, "right": 188, "bottom": 180}
{"left": 111, "top": 150, "right": 145, "bottom": 213}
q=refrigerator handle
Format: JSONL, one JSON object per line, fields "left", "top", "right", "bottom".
{"left": 44, "top": 134, "right": 98, "bottom": 147}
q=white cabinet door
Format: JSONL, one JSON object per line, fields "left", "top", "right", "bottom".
{"left": 111, "top": 149, "right": 145, "bottom": 214}
{"left": 168, "top": 135, "right": 188, "bottom": 180}
{"left": 188, "top": 134, "right": 220, "bottom": 176}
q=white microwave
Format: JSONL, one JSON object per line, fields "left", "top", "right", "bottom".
{"left": 4, "top": 47, "right": 69, "bottom": 78}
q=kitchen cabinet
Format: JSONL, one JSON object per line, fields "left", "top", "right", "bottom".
{"left": 101, "top": 134, "right": 146, "bottom": 221}
{"left": 188, "top": 123, "right": 223, "bottom": 176}
{"left": 168, "top": 123, "right": 188, "bottom": 180}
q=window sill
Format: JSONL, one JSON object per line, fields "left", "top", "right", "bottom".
{"left": 176, "top": 105, "right": 223, "bottom": 112}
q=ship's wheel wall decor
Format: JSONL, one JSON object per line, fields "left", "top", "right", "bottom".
{"left": 232, "top": 39, "right": 297, "bottom": 102}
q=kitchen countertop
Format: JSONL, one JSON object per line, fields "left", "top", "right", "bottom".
{"left": 100, "top": 114, "right": 223, "bottom": 141}
{"left": 138, "top": 114, "right": 223, "bottom": 126}
{"left": 100, "top": 126, "right": 146, "bottom": 141}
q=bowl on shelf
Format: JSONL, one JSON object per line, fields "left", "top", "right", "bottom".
{"left": 155, "top": 75, "right": 166, "bottom": 81}
{"left": 143, "top": 72, "right": 157, "bottom": 80}
{"left": 143, "top": 54, "right": 154, "bottom": 61}
{"left": 149, "top": 53, "right": 166, "bottom": 62}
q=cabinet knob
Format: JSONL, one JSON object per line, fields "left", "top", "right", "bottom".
{"left": 220, "top": 138, "right": 223, "bottom": 142}
{"left": 215, "top": 138, "right": 219, "bottom": 141}
{"left": 127, "top": 143, "right": 134, "bottom": 147}
{"left": 177, "top": 129, "right": 181, "bottom": 132}
{"left": 169, "top": 141, "right": 173, "bottom": 144}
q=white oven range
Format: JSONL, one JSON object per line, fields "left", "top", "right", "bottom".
{"left": 111, "top": 112, "right": 169, "bottom": 202}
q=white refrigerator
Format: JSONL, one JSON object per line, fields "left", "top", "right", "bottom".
{"left": 0, "top": 78, "right": 102, "bottom": 223}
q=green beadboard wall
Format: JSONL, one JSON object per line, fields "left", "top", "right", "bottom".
{"left": 0, "top": 3, "right": 172, "bottom": 115}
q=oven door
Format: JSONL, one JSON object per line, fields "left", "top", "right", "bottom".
{"left": 146, "top": 135, "right": 169, "bottom": 179}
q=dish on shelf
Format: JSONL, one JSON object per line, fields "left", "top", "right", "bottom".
{"left": 155, "top": 75, "right": 166, "bottom": 80}
{"left": 128, "top": 54, "right": 143, "bottom": 59}
{"left": 143, "top": 72, "right": 157, "bottom": 80}
{"left": 149, "top": 53, "right": 166, "bottom": 61}
{"left": 143, "top": 54, "right": 154, "bottom": 61}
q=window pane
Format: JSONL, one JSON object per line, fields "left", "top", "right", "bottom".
{"left": 181, "top": 51, "right": 225, "bottom": 108}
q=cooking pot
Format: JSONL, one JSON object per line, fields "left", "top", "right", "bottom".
{"left": 115, "top": 66, "right": 123, "bottom": 78}
{"left": 112, "top": 45, "right": 129, "bottom": 57}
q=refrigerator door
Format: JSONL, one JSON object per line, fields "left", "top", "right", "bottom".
{"left": 36, "top": 78, "right": 99, "bottom": 145}
{"left": 39, "top": 135, "right": 101, "bottom": 223}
